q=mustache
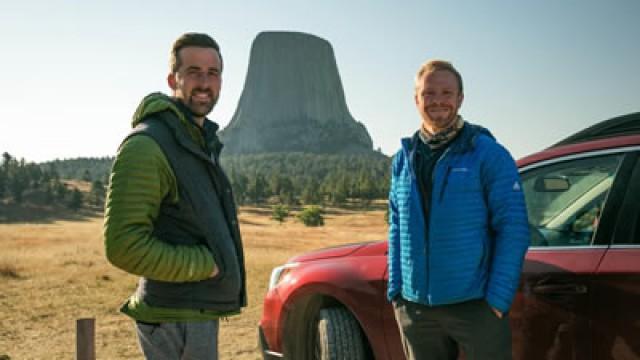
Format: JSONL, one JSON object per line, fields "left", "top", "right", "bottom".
{"left": 427, "top": 104, "right": 453, "bottom": 109}
{"left": 191, "top": 88, "right": 214, "bottom": 96}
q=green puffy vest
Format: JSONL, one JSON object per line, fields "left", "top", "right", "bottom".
{"left": 128, "top": 111, "right": 247, "bottom": 312}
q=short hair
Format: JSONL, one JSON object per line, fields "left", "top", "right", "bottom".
{"left": 415, "top": 60, "right": 463, "bottom": 94}
{"left": 169, "top": 32, "right": 223, "bottom": 73}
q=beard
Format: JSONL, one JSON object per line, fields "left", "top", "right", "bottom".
{"left": 186, "top": 89, "right": 218, "bottom": 118}
{"left": 424, "top": 105, "right": 459, "bottom": 131}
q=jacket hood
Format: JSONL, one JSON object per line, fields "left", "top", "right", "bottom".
{"left": 130, "top": 92, "right": 223, "bottom": 156}
{"left": 131, "top": 92, "right": 188, "bottom": 128}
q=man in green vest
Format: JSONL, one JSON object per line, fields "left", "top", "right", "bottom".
{"left": 104, "top": 32, "right": 246, "bottom": 360}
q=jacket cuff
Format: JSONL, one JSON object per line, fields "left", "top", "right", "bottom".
{"left": 485, "top": 292, "right": 511, "bottom": 314}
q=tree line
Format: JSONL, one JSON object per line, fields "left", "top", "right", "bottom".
{"left": 0, "top": 152, "right": 106, "bottom": 211}
{"left": 221, "top": 152, "right": 391, "bottom": 206}
{"left": 41, "top": 156, "right": 113, "bottom": 183}
{"left": 0, "top": 151, "right": 391, "bottom": 211}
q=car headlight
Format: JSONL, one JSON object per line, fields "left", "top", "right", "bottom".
{"left": 268, "top": 263, "right": 299, "bottom": 291}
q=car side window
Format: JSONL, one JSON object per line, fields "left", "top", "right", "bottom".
{"left": 629, "top": 201, "right": 640, "bottom": 245}
{"left": 521, "top": 154, "right": 624, "bottom": 247}
{"left": 612, "top": 156, "right": 640, "bottom": 245}
{"left": 633, "top": 209, "right": 640, "bottom": 244}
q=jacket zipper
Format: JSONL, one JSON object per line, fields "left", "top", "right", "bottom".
{"left": 426, "top": 148, "right": 451, "bottom": 304}
{"left": 438, "top": 165, "right": 453, "bottom": 203}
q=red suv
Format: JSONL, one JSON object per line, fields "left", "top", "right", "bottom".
{"left": 259, "top": 113, "right": 640, "bottom": 360}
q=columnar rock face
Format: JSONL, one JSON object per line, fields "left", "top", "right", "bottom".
{"left": 219, "top": 31, "right": 374, "bottom": 155}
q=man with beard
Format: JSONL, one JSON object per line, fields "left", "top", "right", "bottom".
{"left": 104, "top": 33, "right": 246, "bottom": 360}
{"left": 387, "top": 60, "right": 529, "bottom": 360}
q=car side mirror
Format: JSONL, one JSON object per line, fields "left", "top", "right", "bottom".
{"left": 534, "top": 176, "right": 571, "bottom": 192}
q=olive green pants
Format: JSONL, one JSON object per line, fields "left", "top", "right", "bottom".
{"left": 393, "top": 298, "right": 512, "bottom": 360}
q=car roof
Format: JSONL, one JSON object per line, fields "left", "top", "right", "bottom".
{"left": 552, "top": 112, "right": 640, "bottom": 147}
{"left": 518, "top": 112, "right": 640, "bottom": 168}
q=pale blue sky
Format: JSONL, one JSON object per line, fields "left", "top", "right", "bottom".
{"left": 1, "top": 0, "right": 638, "bottom": 162}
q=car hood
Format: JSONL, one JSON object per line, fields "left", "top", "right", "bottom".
{"left": 287, "top": 242, "right": 372, "bottom": 263}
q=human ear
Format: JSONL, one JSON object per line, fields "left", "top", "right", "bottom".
{"left": 167, "top": 73, "right": 177, "bottom": 91}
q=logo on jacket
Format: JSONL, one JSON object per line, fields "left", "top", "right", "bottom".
{"left": 513, "top": 181, "right": 521, "bottom": 191}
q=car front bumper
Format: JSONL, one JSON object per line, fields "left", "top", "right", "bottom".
{"left": 259, "top": 325, "right": 283, "bottom": 359}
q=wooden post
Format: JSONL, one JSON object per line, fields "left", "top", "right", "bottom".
{"left": 76, "top": 318, "right": 95, "bottom": 360}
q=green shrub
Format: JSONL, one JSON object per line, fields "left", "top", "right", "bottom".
{"left": 297, "top": 205, "right": 324, "bottom": 227}
{"left": 271, "top": 204, "right": 290, "bottom": 224}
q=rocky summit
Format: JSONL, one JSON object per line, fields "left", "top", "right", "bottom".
{"left": 219, "top": 31, "right": 374, "bottom": 155}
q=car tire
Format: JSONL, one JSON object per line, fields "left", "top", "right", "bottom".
{"left": 315, "top": 307, "right": 366, "bottom": 360}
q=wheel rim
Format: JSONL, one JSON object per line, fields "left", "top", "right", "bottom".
{"left": 314, "top": 319, "right": 322, "bottom": 360}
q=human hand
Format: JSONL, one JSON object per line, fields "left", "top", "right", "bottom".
{"left": 210, "top": 264, "right": 219, "bottom": 278}
{"left": 491, "top": 307, "right": 503, "bottom": 319}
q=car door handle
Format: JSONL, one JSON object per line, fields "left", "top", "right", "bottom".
{"left": 532, "top": 283, "right": 588, "bottom": 295}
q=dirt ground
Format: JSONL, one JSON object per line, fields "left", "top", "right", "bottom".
{"left": 0, "top": 205, "right": 387, "bottom": 359}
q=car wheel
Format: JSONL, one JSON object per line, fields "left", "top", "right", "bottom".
{"left": 315, "top": 307, "right": 366, "bottom": 360}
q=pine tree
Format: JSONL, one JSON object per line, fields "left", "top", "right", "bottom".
{"left": 8, "top": 163, "right": 27, "bottom": 204}
{"left": 230, "top": 172, "right": 248, "bottom": 205}
{"left": 357, "top": 171, "right": 376, "bottom": 207}
{"left": 90, "top": 179, "right": 106, "bottom": 206}
{"left": 301, "top": 179, "right": 322, "bottom": 205}
{"left": 2, "top": 152, "right": 12, "bottom": 169}
{"left": 0, "top": 153, "right": 13, "bottom": 200}
{"left": 0, "top": 168, "right": 6, "bottom": 199}
{"left": 278, "top": 177, "right": 296, "bottom": 205}
{"left": 82, "top": 169, "right": 92, "bottom": 182}
{"left": 68, "top": 188, "right": 83, "bottom": 210}
{"left": 44, "top": 182, "right": 55, "bottom": 205}
{"left": 247, "top": 172, "right": 268, "bottom": 205}
{"left": 55, "top": 181, "right": 69, "bottom": 201}
{"left": 268, "top": 173, "right": 282, "bottom": 199}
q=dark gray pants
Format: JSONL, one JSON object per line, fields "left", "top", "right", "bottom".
{"left": 393, "top": 298, "right": 511, "bottom": 360}
{"left": 135, "top": 320, "right": 219, "bottom": 360}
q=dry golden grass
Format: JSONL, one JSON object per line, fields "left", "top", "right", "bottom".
{"left": 0, "top": 205, "right": 387, "bottom": 359}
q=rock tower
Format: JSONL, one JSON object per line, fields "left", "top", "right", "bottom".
{"left": 220, "top": 31, "right": 373, "bottom": 154}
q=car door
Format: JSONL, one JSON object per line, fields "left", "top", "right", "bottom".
{"left": 592, "top": 151, "right": 640, "bottom": 359}
{"left": 511, "top": 150, "right": 633, "bottom": 360}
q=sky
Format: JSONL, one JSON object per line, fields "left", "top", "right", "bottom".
{"left": 1, "top": 0, "right": 639, "bottom": 162}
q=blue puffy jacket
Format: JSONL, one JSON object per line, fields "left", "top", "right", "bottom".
{"left": 387, "top": 123, "right": 530, "bottom": 313}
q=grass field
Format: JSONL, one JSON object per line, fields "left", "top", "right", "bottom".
{"left": 0, "top": 205, "right": 387, "bottom": 359}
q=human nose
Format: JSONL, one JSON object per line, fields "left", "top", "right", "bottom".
{"left": 188, "top": 71, "right": 218, "bottom": 84}
{"left": 428, "top": 93, "right": 449, "bottom": 104}
{"left": 195, "top": 73, "right": 213, "bottom": 83}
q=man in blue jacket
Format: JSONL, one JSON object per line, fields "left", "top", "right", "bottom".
{"left": 387, "top": 60, "right": 529, "bottom": 360}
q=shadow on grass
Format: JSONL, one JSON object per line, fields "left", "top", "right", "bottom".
{"left": 239, "top": 207, "right": 274, "bottom": 216}
{"left": 0, "top": 202, "right": 102, "bottom": 224}
{"left": 239, "top": 200, "right": 387, "bottom": 216}
{"left": 0, "top": 200, "right": 387, "bottom": 224}
{"left": 239, "top": 218, "right": 267, "bottom": 226}
{"left": 0, "top": 262, "right": 25, "bottom": 280}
